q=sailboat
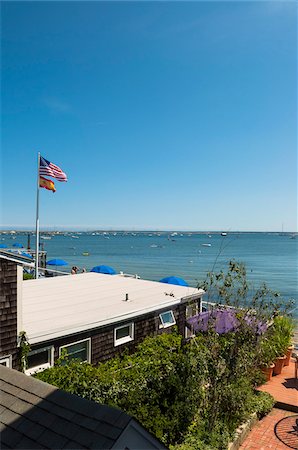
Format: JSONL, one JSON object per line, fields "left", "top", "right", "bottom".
{"left": 279, "top": 224, "right": 286, "bottom": 236}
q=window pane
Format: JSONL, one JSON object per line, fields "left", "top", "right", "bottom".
{"left": 28, "top": 351, "right": 49, "bottom": 368}
{"left": 160, "top": 311, "right": 175, "bottom": 325}
{"left": 116, "top": 326, "right": 130, "bottom": 340}
{"left": 63, "top": 341, "right": 88, "bottom": 362}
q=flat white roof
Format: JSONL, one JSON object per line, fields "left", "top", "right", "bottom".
{"left": 22, "top": 273, "right": 203, "bottom": 344}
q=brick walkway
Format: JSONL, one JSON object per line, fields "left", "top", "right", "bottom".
{"left": 239, "top": 408, "right": 296, "bottom": 449}
{"left": 257, "top": 358, "right": 298, "bottom": 412}
{"left": 240, "top": 357, "right": 298, "bottom": 449}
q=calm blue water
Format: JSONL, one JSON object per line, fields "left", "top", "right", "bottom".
{"left": 4, "top": 231, "right": 297, "bottom": 317}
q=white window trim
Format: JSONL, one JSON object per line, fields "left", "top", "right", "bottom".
{"left": 25, "top": 346, "right": 54, "bottom": 376}
{"left": 185, "top": 325, "right": 195, "bottom": 339}
{"left": 114, "top": 323, "right": 134, "bottom": 347}
{"left": 59, "top": 338, "right": 91, "bottom": 363}
{"left": 159, "top": 310, "right": 176, "bottom": 329}
{"left": 0, "top": 355, "right": 12, "bottom": 368}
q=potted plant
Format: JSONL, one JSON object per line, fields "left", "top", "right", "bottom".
{"left": 258, "top": 336, "right": 276, "bottom": 382}
{"left": 284, "top": 344, "right": 294, "bottom": 366}
{"left": 271, "top": 316, "right": 293, "bottom": 375}
{"left": 281, "top": 316, "right": 295, "bottom": 366}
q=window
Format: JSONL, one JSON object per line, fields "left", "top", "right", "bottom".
{"left": 186, "top": 301, "right": 199, "bottom": 319}
{"left": 0, "top": 355, "right": 12, "bottom": 368}
{"left": 59, "top": 338, "right": 91, "bottom": 363}
{"left": 185, "top": 301, "right": 200, "bottom": 339}
{"left": 159, "top": 310, "right": 176, "bottom": 328}
{"left": 25, "top": 347, "right": 53, "bottom": 375}
{"left": 114, "top": 323, "right": 134, "bottom": 346}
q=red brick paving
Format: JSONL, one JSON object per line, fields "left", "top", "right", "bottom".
{"left": 257, "top": 358, "right": 298, "bottom": 411}
{"left": 239, "top": 408, "right": 295, "bottom": 449}
{"left": 240, "top": 357, "right": 298, "bottom": 449}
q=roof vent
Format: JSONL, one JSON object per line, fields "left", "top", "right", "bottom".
{"left": 123, "top": 293, "right": 129, "bottom": 302}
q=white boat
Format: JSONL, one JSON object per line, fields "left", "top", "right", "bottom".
{"left": 41, "top": 236, "right": 52, "bottom": 240}
{"left": 221, "top": 232, "right": 227, "bottom": 236}
{"left": 201, "top": 243, "right": 211, "bottom": 247}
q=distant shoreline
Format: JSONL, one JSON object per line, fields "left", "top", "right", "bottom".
{"left": 1, "top": 229, "right": 297, "bottom": 234}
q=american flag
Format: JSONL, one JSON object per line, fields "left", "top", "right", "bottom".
{"left": 39, "top": 156, "right": 67, "bottom": 182}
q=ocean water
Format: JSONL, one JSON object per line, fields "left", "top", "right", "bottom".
{"left": 4, "top": 231, "right": 297, "bottom": 317}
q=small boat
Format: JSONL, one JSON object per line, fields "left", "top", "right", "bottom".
{"left": 221, "top": 232, "right": 227, "bottom": 236}
{"left": 150, "top": 244, "right": 158, "bottom": 248}
{"left": 82, "top": 252, "right": 89, "bottom": 256}
{"left": 202, "top": 243, "right": 211, "bottom": 247}
{"left": 41, "top": 236, "right": 52, "bottom": 240}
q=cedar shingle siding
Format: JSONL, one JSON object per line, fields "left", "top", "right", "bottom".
{"left": 0, "top": 260, "right": 18, "bottom": 369}
{"left": 45, "top": 306, "right": 184, "bottom": 364}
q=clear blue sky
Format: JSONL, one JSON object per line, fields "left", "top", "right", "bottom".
{"left": 1, "top": 1, "right": 297, "bottom": 231}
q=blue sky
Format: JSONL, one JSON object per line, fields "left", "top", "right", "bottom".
{"left": 1, "top": 1, "right": 297, "bottom": 231}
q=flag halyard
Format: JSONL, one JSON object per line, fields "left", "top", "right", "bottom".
{"left": 39, "top": 156, "right": 67, "bottom": 182}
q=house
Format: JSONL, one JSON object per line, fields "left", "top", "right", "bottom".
{"left": 0, "top": 365, "right": 166, "bottom": 449}
{"left": 0, "top": 253, "right": 204, "bottom": 374}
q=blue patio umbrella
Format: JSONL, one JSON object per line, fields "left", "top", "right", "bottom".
{"left": 159, "top": 276, "right": 188, "bottom": 287}
{"left": 13, "top": 243, "right": 23, "bottom": 248}
{"left": 21, "top": 252, "right": 33, "bottom": 259}
{"left": 47, "top": 259, "right": 68, "bottom": 266}
{"left": 0, "top": 244, "right": 8, "bottom": 248}
{"left": 91, "top": 265, "right": 116, "bottom": 275}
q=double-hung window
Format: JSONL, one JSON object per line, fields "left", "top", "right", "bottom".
{"left": 114, "top": 323, "right": 134, "bottom": 346}
{"left": 59, "top": 338, "right": 91, "bottom": 363}
{"left": 159, "top": 310, "right": 176, "bottom": 328}
{"left": 25, "top": 346, "right": 54, "bottom": 375}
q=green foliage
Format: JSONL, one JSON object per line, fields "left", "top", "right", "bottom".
{"left": 18, "top": 331, "right": 30, "bottom": 372}
{"left": 37, "top": 332, "right": 202, "bottom": 446}
{"left": 188, "top": 326, "right": 260, "bottom": 436}
{"left": 198, "top": 259, "right": 295, "bottom": 319}
{"left": 256, "top": 314, "right": 295, "bottom": 365}
{"left": 35, "top": 356, "right": 103, "bottom": 400}
{"left": 271, "top": 315, "right": 294, "bottom": 356}
{"left": 23, "top": 273, "right": 34, "bottom": 280}
{"left": 36, "top": 260, "right": 288, "bottom": 449}
{"left": 249, "top": 391, "right": 275, "bottom": 419}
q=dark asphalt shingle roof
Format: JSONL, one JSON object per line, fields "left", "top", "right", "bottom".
{"left": 0, "top": 366, "right": 166, "bottom": 449}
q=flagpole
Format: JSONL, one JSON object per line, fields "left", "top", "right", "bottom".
{"left": 35, "top": 152, "right": 40, "bottom": 279}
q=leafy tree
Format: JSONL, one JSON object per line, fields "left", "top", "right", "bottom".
{"left": 198, "top": 259, "right": 294, "bottom": 319}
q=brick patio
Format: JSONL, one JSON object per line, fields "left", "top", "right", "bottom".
{"left": 240, "top": 357, "right": 298, "bottom": 449}
{"left": 257, "top": 357, "right": 298, "bottom": 413}
{"left": 239, "top": 408, "right": 296, "bottom": 450}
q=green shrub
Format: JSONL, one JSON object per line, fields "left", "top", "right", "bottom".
{"left": 272, "top": 315, "right": 294, "bottom": 356}
{"left": 250, "top": 391, "right": 275, "bottom": 418}
{"left": 36, "top": 332, "right": 202, "bottom": 447}
{"left": 23, "top": 273, "right": 34, "bottom": 280}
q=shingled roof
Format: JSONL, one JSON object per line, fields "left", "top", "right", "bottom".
{"left": 0, "top": 366, "right": 166, "bottom": 449}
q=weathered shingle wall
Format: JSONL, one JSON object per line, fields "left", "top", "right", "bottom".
{"left": 0, "top": 260, "right": 18, "bottom": 369}
{"left": 35, "top": 305, "right": 184, "bottom": 365}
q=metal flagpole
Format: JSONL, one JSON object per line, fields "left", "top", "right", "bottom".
{"left": 35, "top": 152, "right": 40, "bottom": 279}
